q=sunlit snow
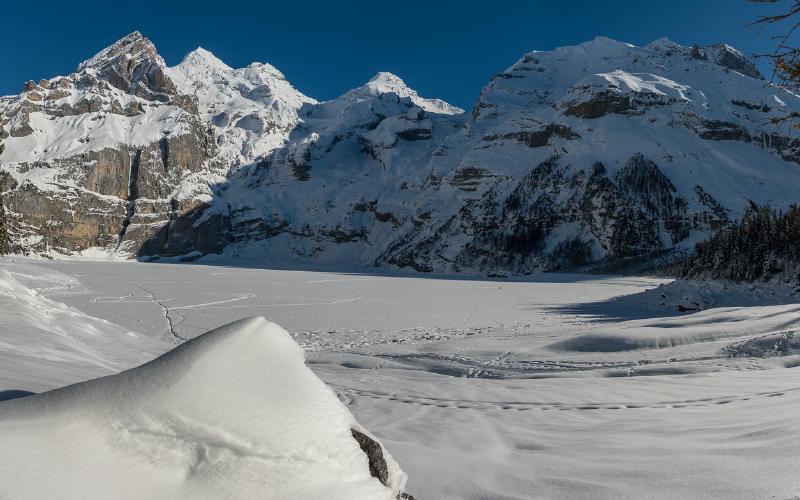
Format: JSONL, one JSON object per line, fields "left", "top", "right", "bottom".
{"left": 1, "top": 259, "right": 798, "bottom": 499}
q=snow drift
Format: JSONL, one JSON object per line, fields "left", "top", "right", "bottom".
{"left": 0, "top": 263, "right": 168, "bottom": 392}
{"left": 0, "top": 317, "right": 408, "bottom": 500}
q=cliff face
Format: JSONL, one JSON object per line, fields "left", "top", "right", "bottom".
{"left": 2, "top": 34, "right": 800, "bottom": 275}
{"left": 0, "top": 33, "right": 213, "bottom": 255}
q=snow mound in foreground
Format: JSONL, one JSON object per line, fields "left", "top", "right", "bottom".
{"left": 0, "top": 317, "right": 408, "bottom": 500}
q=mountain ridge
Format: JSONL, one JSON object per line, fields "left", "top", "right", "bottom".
{"left": 1, "top": 32, "right": 799, "bottom": 275}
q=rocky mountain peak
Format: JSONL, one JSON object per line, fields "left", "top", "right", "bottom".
{"left": 704, "top": 43, "right": 763, "bottom": 79}
{"left": 75, "top": 31, "right": 195, "bottom": 112}
{"left": 240, "top": 62, "right": 292, "bottom": 86}
{"left": 646, "top": 37, "right": 681, "bottom": 50}
{"left": 165, "top": 46, "right": 316, "bottom": 169}
{"left": 77, "top": 31, "right": 160, "bottom": 73}
{"left": 170, "top": 48, "right": 301, "bottom": 95}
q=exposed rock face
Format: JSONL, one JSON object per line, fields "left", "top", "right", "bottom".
{"left": 704, "top": 43, "right": 763, "bottom": 80}
{"left": 3, "top": 182, "right": 126, "bottom": 254}
{"left": 0, "top": 32, "right": 291, "bottom": 257}
{"left": 376, "top": 153, "right": 694, "bottom": 274}
{"left": 77, "top": 31, "right": 197, "bottom": 113}
{"left": 0, "top": 126, "right": 212, "bottom": 255}
{"left": 482, "top": 124, "right": 580, "bottom": 147}
{"left": 351, "top": 428, "right": 389, "bottom": 485}
{"left": 564, "top": 89, "right": 676, "bottom": 118}
{"left": 2, "top": 34, "right": 800, "bottom": 276}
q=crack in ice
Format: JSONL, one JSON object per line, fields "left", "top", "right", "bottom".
{"left": 132, "top": 283, "right": 184, "bottom": 342}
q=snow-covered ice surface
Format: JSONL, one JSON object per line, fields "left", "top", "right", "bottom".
{"left": 1, "top": 258, "right": 799, "bottom": 499}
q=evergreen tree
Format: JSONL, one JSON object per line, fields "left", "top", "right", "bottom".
{"left": 681, "top": 204, "right": 800, "bottom": 286}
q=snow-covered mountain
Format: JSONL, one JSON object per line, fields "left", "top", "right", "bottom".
{"left": 166, "top": 47, "right": 316, "bottom": 168}
{"left": 2, "top": 32, "right": 800, "bottom": 274}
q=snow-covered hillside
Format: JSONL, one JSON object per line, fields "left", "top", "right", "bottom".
{"left": 0, "top": 315, "right": 409, "bottom": 500}
{"left": 2, "top": 33, "right": 800, "bottom": 274}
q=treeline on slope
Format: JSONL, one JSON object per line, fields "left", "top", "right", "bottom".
{"left": 681, "top": 204, "right": 800, "bottom": 286}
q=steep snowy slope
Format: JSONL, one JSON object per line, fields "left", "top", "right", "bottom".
{"left": 376, "top": 37, "right": 800, "bottom": 273}
{"left": 195, "top": 71, "right": 468, "bottom": 265}
{"left": 2, "top": 33, "right": 800, "bottom": 274}
{"left": 166, "top": 47, "right": 316, "bottom": 168}
{"left": 0, "top": 317, "right": 408, "bottom": 500}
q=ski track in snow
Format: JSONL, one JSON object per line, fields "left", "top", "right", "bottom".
{"left": 336, "top": 385, "right": 800, "bottom": 412}
{"left": 169, "top": 294, "right": 256, "bottom": 310}
{"left": 190, "top": 295, "right": 364, "bottom": 309}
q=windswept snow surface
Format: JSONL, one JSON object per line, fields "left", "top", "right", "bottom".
{"left": 2, "top": 259, "right": 800, "bottom": 499}
{"left": 0, "top": 316, "right": 406, "bottom": 500}
{"left": 0, "top": 262, "right": 168, "bottom": 392}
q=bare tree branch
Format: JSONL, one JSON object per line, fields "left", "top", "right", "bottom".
{"left": 747, "top": 0, "right": 800, "bottom": 99}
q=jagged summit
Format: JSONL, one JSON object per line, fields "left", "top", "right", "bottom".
{"left": 556, "top": 35, "right": 636, "bottom": 56}
{"left": 705, "top": 43, "right": 763, "bottom": 79}
{"left": 585, "top": 35, "right": 637, "bottom": 48}
{"left": 68, "top": 30, "right": 196, "bottom": 109}
{"left": 77, "top": 31, "right": 161, "bottom": 72}
{"left": 165, "top": 44, "right": 315, "bottom": 168}
{"left": 241, "top": 61, "right": 293, "bottom": 84}
{"left": 647, "top": 37, "right": 680, "bottom": 48}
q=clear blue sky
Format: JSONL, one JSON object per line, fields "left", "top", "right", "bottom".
{"left": 0, "top": 0, "right": 792, "bottom": 108}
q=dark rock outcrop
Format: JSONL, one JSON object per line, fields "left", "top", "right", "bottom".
{"left": 483, "top": 124, "right": 579, "bottom": 148}
{"left": 78, "top": 31, "right": 197, "bottom": 113}
{"left": 705, "top": 43, "right": 763, "bottom": 80}
{"left": 351, "top": 428, "right": 389, "bottom": 485}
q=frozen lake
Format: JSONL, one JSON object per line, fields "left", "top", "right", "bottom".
{"left": 1, "top": 258, "right": 799, "bottom": 499}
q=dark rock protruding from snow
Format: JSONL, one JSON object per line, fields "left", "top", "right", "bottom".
{"left": 352, "top": 428, "right": 390, "bottom": 485}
